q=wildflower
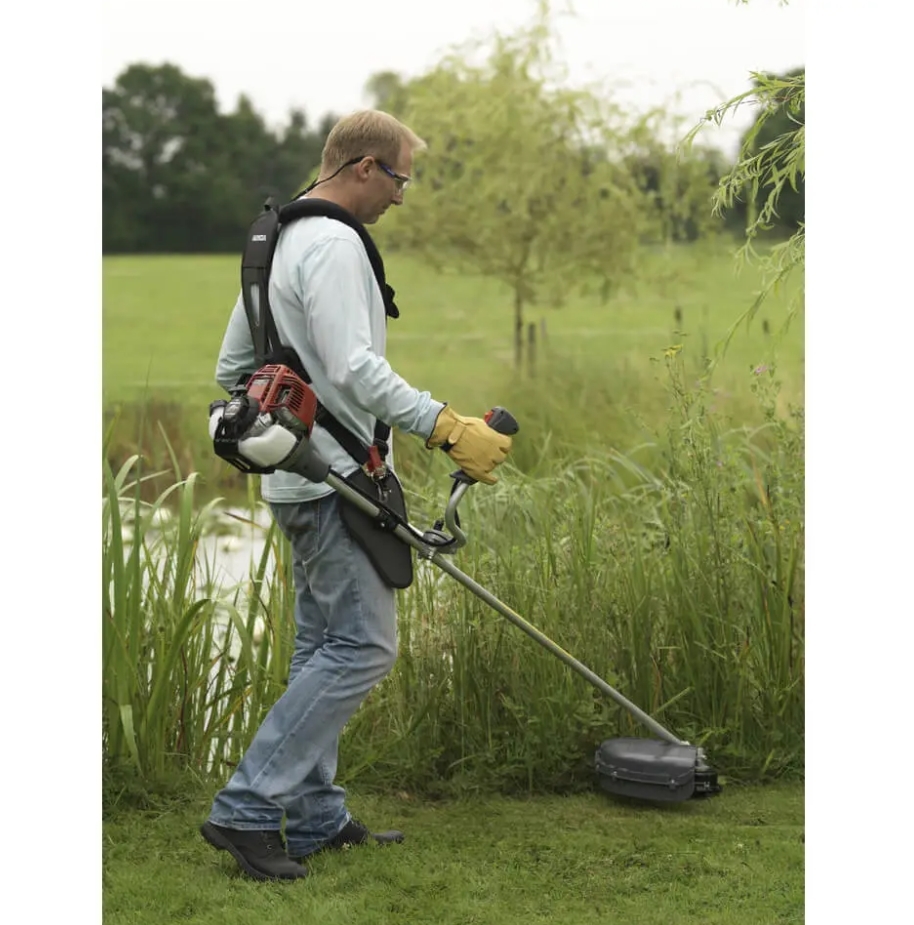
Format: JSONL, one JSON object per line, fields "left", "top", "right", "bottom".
{"left": 754, "top": 365, "right": 769, "bottom": 376}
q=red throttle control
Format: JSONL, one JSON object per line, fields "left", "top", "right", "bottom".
{"left": 484, "top": 407, "right": 519, "bottom": 436}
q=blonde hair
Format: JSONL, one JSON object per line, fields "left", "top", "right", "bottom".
{"left": 320, "top": 110, "right": 426, "bottom": 173}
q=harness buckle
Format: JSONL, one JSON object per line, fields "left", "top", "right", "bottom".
{"left": 364, "top": 444, "right": 388, "bottom": 480}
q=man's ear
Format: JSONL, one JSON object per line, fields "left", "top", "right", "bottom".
{"left": 355, "top": 157, "right": 374, "bottom": 182}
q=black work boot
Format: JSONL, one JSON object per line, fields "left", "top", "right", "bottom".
{"left": 321, "top": 817, "right": 405, "bottom": 853}
{"left": 200, "top": 821, "right": 309, "bottom": 881}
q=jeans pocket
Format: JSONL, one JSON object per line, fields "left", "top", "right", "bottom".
{"left": 271, "top": 500, "right": 319, "bottom": 553}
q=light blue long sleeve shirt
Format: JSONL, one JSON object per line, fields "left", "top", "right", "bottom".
{"left": 215, "top": 215, "right": 445, "bottom": 502}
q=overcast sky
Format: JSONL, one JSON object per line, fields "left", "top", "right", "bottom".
{"left": 101, "top": 0, "right": 805, "bottom": 154}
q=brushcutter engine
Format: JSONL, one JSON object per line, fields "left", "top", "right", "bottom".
{"left": 210, "top": 364, "right": 318, "bottom": 474}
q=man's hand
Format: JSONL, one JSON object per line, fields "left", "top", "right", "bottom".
{"left": 426, "top": 406, "right": 513, "bottom": 485}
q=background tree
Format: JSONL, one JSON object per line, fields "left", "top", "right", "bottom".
{"left": 363, "top": 70, "right": 410, "bottom": 117}
{"left": 377, "top": 7, "right": 659, "bottom": 369}
{"left": 742, "top": 66, "right": 804, "bottom": 233}
{"left": 374, "top": 4, "right": 724, "bottom": 368}
{"left": 274, "top": 109, "right": 333, "bottom": 197}
{"left": 622, "top": 107, "right": 728, "bottom": 245}
{"left": 685, "top": 62, "right": 805, "bottom": 334}
{"left": 103, "top": 63, "right": 333, "bottom": 253}
{"left": 103, "top": 63, "right": 227, "bottom": 251}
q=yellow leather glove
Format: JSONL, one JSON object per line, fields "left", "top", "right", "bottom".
{"left": 426, "top": 406, "right": 512, "bottom": 485}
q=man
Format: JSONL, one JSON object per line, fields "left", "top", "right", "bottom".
{"left": 201, "top": 110, "right": 513, "bottom": 882}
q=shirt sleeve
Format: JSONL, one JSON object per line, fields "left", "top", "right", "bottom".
{"left": 215, "top": 291, "right": 259, "bottom": 393}
{"left": 296, "top": 237, "right": 444, "bottom": 439}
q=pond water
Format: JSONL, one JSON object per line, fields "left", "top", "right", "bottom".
{"left": 194, "top": 505, "right": 277, "bottom": 592}
{"left": 113, "top": 499, "right": 455, "bottom": 649}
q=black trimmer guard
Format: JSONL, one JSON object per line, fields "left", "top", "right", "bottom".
{"left": 595, "top": 737, "right": 722, "bottom": 803}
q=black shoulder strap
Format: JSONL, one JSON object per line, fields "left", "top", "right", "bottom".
{"left": 278, "top": 197, "right": 400, "bottom": 319}
{"left": 240, "top": 201, "right": 284, "bottom": 367}
{"left": 238, "top": 196, "right": 395, "bottom": 466}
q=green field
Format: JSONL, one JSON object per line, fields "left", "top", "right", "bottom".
{"left": 103, "top": 779, "right": 804, "bottom": 925}
{"left": 102, "top": 243, "right": 803, "bottom": 413}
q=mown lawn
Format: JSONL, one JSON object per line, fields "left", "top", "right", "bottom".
{"left": 103, "top": 781, "right": 804, "bottom": 925}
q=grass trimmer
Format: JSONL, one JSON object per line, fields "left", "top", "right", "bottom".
{"left": 209, "top": 364, "right": 722, "bottom": 805}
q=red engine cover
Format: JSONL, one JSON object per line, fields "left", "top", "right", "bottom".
{"left": 245, "top": 365, "right": 318, "bottom": 433}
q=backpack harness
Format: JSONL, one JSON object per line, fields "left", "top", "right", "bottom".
{"left": 238, "top": 196, "right": 399, "bottom": 477}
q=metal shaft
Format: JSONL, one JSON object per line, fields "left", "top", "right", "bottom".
{"left": 428, "top": 554, "right": 684, "bottom": 746}
{"left": 325, "top": 471, "right": 684, "bottom": 746}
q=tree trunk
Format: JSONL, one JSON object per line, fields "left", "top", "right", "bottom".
{"left": 514, "top": 288, "right": 524, "bottom": 369}
{"left": 527, "top": 323, "right": 537, "bottom": 377}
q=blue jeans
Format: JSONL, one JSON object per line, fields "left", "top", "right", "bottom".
{"left": 207, "top": 492, "right": 398, "bottom": 858}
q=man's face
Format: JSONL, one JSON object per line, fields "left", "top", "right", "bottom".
{"left": 362, "top": 141, "right": 412, "bottom": 224}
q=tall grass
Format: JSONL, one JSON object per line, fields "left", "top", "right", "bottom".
{"left": 101, "top": 445, "right": 298, "bottom": 781}
{"left": 341, "top": 356, "right": 803, "bottom": 792}
{"left": 102, "top": 352, "right": 803, "bottom": 794}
